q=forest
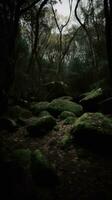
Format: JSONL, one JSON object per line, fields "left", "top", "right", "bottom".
{"left": 0, "top": 0, "right": 112, "bottom": 199}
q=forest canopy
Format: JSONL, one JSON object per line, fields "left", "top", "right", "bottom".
{"left": 0, "top": 0, "right": 111, "bottom": 101}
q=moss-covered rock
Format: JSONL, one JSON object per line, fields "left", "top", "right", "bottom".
{"left": 60, "top": 111, "right": 76, "bottom": 120}
{"left": 80, "top": 88, "right": 103, "bottom": 112}
{"left": 30, "top": 101, "right": 49, "bottom": 115}
{"left": 31, "top": 150, "right": 49, "bottom": 170}
{"left": 59, "top": 134, "right": 72, "bottom": 148}
{"left": 18, "top": 110, "right": 52, "bottom": 126}
{"left": 57, "top": 96, "right": 73, "bottom": 101}
{"left": 1, "top": 148, "right": 58, "bottom": 198}
{"left": 48, "top": 99, "right": 83, "bottom": 117}
{"left": 80, "top": 88, "right": 103, "bottom": 101}
{"left": 38, "top": 110, "right": 51, "bottom": 118}
{"left": 63, "top": 116, "right": 76, "bottom": 125}
{"left": 13, "top": 149, "right": 31, "bottom": 168}
{"left": 17, "top": 116, "right": 36, "bottom": 126}
{"left": 31, "top": 149, "right": 58, "bottom": 186}
{"left": 71, "top": 112, "right": 112, "bottom": 148}
{"left": 27, "top": 115, "right": 56, "bottom": 136}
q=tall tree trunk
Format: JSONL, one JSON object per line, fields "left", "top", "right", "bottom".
{"left": 0, "top": 0, "right": 43, "bottom": 92}
{"left": 27, "top": 0, "right": 49, "bottom": 74}
{"left": 0, "top": 1, "right": 20, "bottom": 92}
{"left": 104, "top": 0, "right": 112, "bottom": 84}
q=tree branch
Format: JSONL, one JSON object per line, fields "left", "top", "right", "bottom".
{"left": 62, "top": 0, "right": 73, "bottom": 30}
{"left": 61, "top": 26, "right": 81, "bottom": 63}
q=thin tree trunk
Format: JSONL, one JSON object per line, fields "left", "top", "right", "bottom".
{"left": 27, "top": 0, "right": 49, "bottom": 73}
{"left": 75, "top": 0, "right": 97, "bottom": 70}
{"left": 51, "top": 0, "right": 73, "bottom": 80}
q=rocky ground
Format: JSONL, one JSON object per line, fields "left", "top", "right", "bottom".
{"left": 0, "top": 90, "right": 112, "bottom": 200}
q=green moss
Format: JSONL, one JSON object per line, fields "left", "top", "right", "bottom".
{"left": 73, "top": 112, "right": 112, "bottom": 135}
{"left": 80, "top": 88, "right": 102, "bottom": 102}
{"left": 38, "top": 111, "right": 51, "bottom": 118}
{"left": 48, "top": 99, "right": 83, "bottom": 116}
{"left": 31, "top": 149, "right": 49, "bottom": 170}
{"left": 31, "top": 101, "right": 49, "bottom": 114}
{"left": 13, "top": 149, "right": 31, "bottom": 168}
{"left": 31, "top": 149, "right": 58, "bottom": 186}
{"left": 27, "top": 115, "right": 56, "bottom": 136}
{"left": 59, "top": 134, "right": 72, "bottom": 148}
{"left": 57, "top": 96, "right": 73, "bottom": 101}
{"left": 64, "top": 116, "right": 76, "bottom": 125}
{"left": 60, "top": 111, "right": 76, "bottom": 120}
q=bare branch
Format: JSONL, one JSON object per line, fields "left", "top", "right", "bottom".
{"left": 61, "top": 26, "right": 81, "bottom": 63}
{"left": 50, "top": 0, "right": 73, "bottom": 78}
{"left": 62, "top": 0, "right": 73, "bottom": 30}
{"left": 74, "top": 0, "right": 97, "bottom": 68}
{"left": 51, "top": 0, "right": 73, "bottom": 32}
{"left": 51, "top": 1, "right": 60, "bottom": 32}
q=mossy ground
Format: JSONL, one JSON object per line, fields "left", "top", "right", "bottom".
{"left": 0, "top": 117, "right": 112, "bottom": 200}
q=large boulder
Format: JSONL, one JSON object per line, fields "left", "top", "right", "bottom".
{"left": 38, "top": 110, "right": 51, "bottom": 118}
{"left": 60, "top": 111, "right": 76, "bottom": 120}
{"left": 12, "top": 149, "right": 58, "bottom": 187}
{"left": 48, "top": 99, "right": 83, "bottom": 117}
{"left": 71, "top": 112, "right": 112, "bottom": 149}
{"left": 80, "top": 88, "right": 103, "bottom": 112}
{"left": 26, "top": 115, "right": 56, "bottom": 136}
{"left": 18, "top": 110, "right": 51, "bottom": 126}
{"left": 31, "top": 149, "right": 58, "bottom": 186}
{"left": 30, "top": 101, "right": 49, "bottom": 115}
{"left": 0, "top": 148, "right": 58, "bottom": 200}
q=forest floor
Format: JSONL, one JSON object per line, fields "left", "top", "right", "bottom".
{"left": 1, "top": 118, "right": 112, "bottom": 200}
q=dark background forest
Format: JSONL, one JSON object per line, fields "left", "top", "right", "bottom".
{"left": 0, "top": 0, "right": 112, "bottom": 200}
{"left": 0, "top": 0, "right": 111, "bottom": 100}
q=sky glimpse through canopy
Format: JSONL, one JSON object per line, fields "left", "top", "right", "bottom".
{"left": 55, "top": 0, "right": 75, "bottom": 16}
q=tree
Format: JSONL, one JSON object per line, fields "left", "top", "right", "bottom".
{"left": 21, "top": 2, "right": 56, "bottom": 89}
{"left": 0, "top": 0, "right": 49, "bottom": 92}
{"left": 74, "top": 0, "right": 97, "bottom": 70}
{"left": 27, "top": 0, "right": 49, "bottom": 73}
{"left": 51, "top": 0, "right": 73, "bottom": 80}
{"left": 104, "top": 0, "right": 112, "bottom": 84}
